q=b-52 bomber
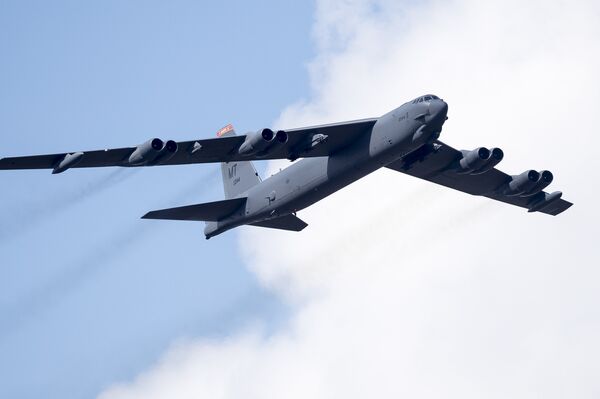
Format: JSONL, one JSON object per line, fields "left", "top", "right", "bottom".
{"left": 0, "top": 95, "right": 572, "bottom": 239}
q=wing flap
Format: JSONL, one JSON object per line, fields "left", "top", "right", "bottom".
{"left": 249, "top": 214, "right": 308, "bottom": 232}
{"left": 386, "top": 140, "right": 573, "bottom": 215}
{"left": 142, "top": 197, "right": 247, "bottom": 222}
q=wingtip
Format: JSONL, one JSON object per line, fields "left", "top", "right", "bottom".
{"left": 141, "top": 212, "right": 153, "bottom": 219}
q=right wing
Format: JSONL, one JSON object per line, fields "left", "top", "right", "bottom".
{"left": 0, "top": 118, "right": 377, "bottom": 173}
{"left": 385, "top": 140, "right": 572, "bottom": 215}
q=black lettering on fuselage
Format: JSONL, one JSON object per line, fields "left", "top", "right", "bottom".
{"left": 228, "top": 164, "right": 237, "bottom": 179}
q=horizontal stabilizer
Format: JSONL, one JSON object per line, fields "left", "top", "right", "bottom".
{"left": 249, "top": 214, "right": 308, "bottom": 232}
{"left": 142, "top": 197, "right": 246, "bottom": 222}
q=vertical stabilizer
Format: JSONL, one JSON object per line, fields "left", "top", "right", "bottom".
{"left": 217, "top": 124, "right": 261, "bottom": 198}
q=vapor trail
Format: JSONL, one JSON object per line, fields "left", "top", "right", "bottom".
{"left": 0, "top": 168, "right": 136, "bottom": 241}
{"left": 0, "top": 169, "right": 219, "bottom": 340}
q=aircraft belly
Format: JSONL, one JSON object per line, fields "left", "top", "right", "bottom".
{"left": 275, "top": 145, "right": 381, "bottom": 213}
{"left": 239, "top": 116, "right": 434, "bottom": 223}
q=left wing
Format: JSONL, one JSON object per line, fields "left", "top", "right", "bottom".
{"left": 0, "top": 118, "right": 377, "bottom": 173}
{"left": 386, "top": 140, "right": 573, "bottom": 215}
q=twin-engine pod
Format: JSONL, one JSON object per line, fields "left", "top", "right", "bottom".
{"left": 128, "top": 138, "right": 178, "bottom": 166}
{"left": 504, "top": 170, "right": 553, "bottom": 196}
{"left": 238, "top": 128, "right": 274, "bottom": 155}
{"left": 238, "top": 128, "right": 287, "bottom": 156}
{"left": 520, "top": 170, "right": 553, "bottom": 196}
{"left": 457, "top": 147, "right": 503, "bottom": 174}
{"left": 471, "top": 148, "right": 503, "bottom": 174}
{"left": 151, "top": 140, "right": 178, "bottom": 165}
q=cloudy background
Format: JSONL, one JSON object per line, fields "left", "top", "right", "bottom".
{"left": 2, "top": 0, "right": 599, "bottom": 398}
{"left": 100, "top": 0, "right": 600, "bottom": 397}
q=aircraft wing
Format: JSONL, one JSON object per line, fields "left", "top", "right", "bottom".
{"left": 0, "top": 118, "right": 377, "bottom": 173}
{"left": 385, "top": 140, "right": 573, "bottom": 215}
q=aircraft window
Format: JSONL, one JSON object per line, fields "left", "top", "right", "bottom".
{"left": 413, "top": 95, "right": 439, "bottom": 104}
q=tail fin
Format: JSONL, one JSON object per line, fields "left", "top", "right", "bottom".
{"left": 217, "top": 124, "right": 261, "bottom": 198}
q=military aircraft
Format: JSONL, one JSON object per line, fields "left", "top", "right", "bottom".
{"left": 0, "top": 95, "right": 572, "bottom": 239}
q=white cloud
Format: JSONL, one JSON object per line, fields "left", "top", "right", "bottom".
{"left": 98, "top": 1, "right": 600, "bottom": 398}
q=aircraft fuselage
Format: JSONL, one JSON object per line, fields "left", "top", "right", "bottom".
{"left": 204, "top": 98, "right": 449, "bottom": 238}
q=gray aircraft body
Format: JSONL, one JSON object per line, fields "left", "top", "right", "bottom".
{"left": 0, "top": 95, "right": 572, "bottom": 239}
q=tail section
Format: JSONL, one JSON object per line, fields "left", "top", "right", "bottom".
{"left": 217, "top": 124, "right": 261, "bottom": 198}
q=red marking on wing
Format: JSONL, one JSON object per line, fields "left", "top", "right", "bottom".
{"left": 216, "top": 124, "right": 234, "bottom": 137}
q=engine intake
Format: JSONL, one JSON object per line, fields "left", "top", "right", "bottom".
{"left": 129, "top": 138, "right": 164, "bottom": 165}
{"left": 154, "top": 140, "right": 178, "bottom": 165}
{"left": 471, "top": 147, "right": 504, "bottom": 175}
{"left": 275, "top": 130, "right": 288, "bottom": 144}
{"left": 238, "top": 128, "right": 275, "bottom": 156}
{"left": 458, "top": 147, "right": 490, "bottom": 173}
{"left": 504, "top": 170, "right": 540, "bottom": 196}
{"left": 521, "top": 170, "right": 553, "bottom": 197}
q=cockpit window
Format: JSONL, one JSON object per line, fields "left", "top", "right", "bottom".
{"left": 413, "top": 95, "right": 439, "bottom": 104}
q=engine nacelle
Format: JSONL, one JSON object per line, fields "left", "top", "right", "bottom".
{"left": 238, "top": 128, "right": 275, "bottom": 155}
{"left": 129, "top": 138, "right": 164, "bottom": 165}
{"left": 153, "top": 140, "right": 178, "bottom": 165}
{"left": 471, "top": 147, "right": 504, "bottom": 175}
{"left": 521, "top": 170, "right": 553, "bottom": 197}
{"left": 504, "top": 170, "right": 540, "bottom": 196}
{"left": 275, "top": 130, "right": 288, "bottom": 144}
{"left": 457, "top": 147, "right": 490, "bottom": 173}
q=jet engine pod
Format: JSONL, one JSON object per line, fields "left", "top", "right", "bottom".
{"left": 128, "top": 138, "right": 164, "bottom": 165}
{"left": 238, "top": 128, "right": 275, "bottom": 155}
{"left": 154, "top": 140, "right": 179, "bottom": 165}
{"left": 275, "top": 130, "right": 288, "bottom": 144}
{"left": 521, "top": 170, "right": 553, "bottom": 197}
{"left": 471, "top": 147, "right": 504, "bottom": 175}
{"left": 504, "top": 170, "right": 540, "bottom": 196}
{"left": 457, "top": 147, "right": 490, "bottom": 174}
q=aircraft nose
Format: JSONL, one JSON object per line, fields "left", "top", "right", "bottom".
{"left": 428, "top": 99, "right": 448, "bottom": 121}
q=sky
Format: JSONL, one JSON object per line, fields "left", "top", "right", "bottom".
{"left": 0, "top": 1, "right": 313, "bottom": 398}
{"left": 3, "top": 1, "right": 600, "bottom": 398}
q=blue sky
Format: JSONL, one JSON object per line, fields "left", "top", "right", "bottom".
{"left": 0, "top": 1, "right": 314, "bottom": 398}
